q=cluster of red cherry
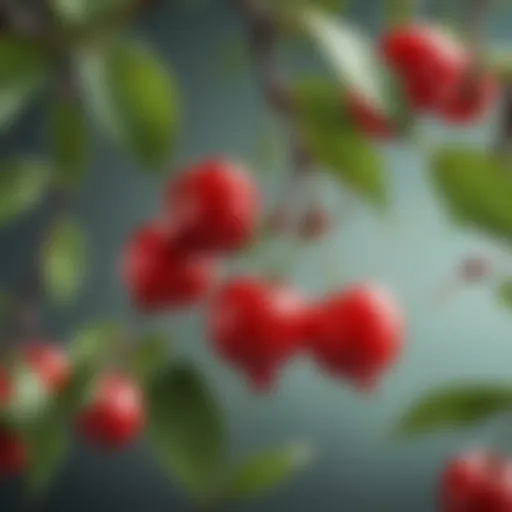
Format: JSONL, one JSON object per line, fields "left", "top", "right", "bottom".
{"left": 441, "top": 451, "right": 512, "bottom": 511}
{"left": 123, "top": 157, "right": 405, "bottom": 392}
{"left": 0, "top": 343, "right": 144, "bottom": 475}
{"left": 349, "top": 24, "right": 498, "bottom": 139}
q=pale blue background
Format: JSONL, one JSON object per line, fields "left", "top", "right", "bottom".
{"left": 1, "top": 1, "right": 512, "bottom": 510}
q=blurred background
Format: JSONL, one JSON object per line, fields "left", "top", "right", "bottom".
{"left": 1, "top": 1, "right": 512, "bottom": 511}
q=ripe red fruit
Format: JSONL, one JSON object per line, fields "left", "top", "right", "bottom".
{"left": 308, "top": 284, "right": 404, "bottom": 391}
{"left": 346, "top": 94, "right": 394, "bottom": 139}
{"left": 122, "top": 223, "right": 217, "bottom": 311}
{"left": 381, "top": 25, "right": 468, "bottom": 110}
{"left": 22, "top": 342, "right": 71, "bottom": 393}
{"left": 441, "top": 451, "right": 512, "bottom": 511}
{"left": 0, "top": 428, "right": 27, "bottom": 477}
{"left": 165, "top": 157, "right": 261, "bottom": 253}
{"left": 209, "top": 276, "right": 306, "bottom": 391}
{"left": 439, "top": 70, "right": 498, "bottom": 124}
{"left": 78, "top": 374, "right": 145, "bottom": 449}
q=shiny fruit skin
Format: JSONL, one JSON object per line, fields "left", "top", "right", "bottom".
{"left": 0, "top": 428, "right": 27, "bottom": 477}
{"left": 122, "top": 223, "right": 217, "bottom": 311}
{"left": 441, "top": 451, "right": 512, "bottom": 512}
{"left": 209, "top": 276, "right": 305, "bottom": 391}
{"left": 381, "top": 25, "right": 468, "bottom": 110}
{"left": 78, "top": 374, "right": 145, "bottom": 449}
{"left": 347, "top": 94, "right": 395, "bottom": 139}
{"left": 309, "top": 284, "right": 404, "bottom": 390}
{"left": 165, "top": 157, "right": 261, "bottom": 253}
{"left": 439, "top": 70, "right": 498, "bottom": 124}
{"left": 22, "top": 342, "right": 71, "bottom": 393}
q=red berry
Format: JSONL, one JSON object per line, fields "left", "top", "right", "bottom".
{"left": 122, "top": 223, "right": 217, "bottom": 311}
{"left": 22, "top": 342, "right": 71, "bottom": 393}
{"left": 0, "top": 428, "right": 27, "bottom": 477}
{"left": 78, "top": 374, "right": 145, "bottom": 449}
{"left": 441, "top": 451, "right": 512, "bottom": 512}
{"left": 439, "top": 70, "right": 498, "bottom": 124}
{"left": 347, "top": 94, "right": 395, "bottom": 139}
{"left": 165, "top": 157, "right": 261, "bottom": 253}
{"left": 381, "top": 25, "right": 468, "bottom": 110}
{"left": 209, "top": 276, "right": 306, "bottom": 392}
{"left": 309, "top": 284, "right": 404, "bottom": 391}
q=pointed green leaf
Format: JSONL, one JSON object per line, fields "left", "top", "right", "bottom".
{"left": 80, "top": 39, "right": 180, "bottom": 171}
{"left": 0, "top": 160, "right": 51, "bottom": 225}
{"left": 224, "top": 443, "right": 313, "bottom": 501}
{"left": 130, "top": 333, "right": 170, "bottom": 384}
{"left": 49, "top": 92, "right": 89, "bottom": 187}
{"left": 396, "top": 384, "right": 512, "bottom": 436}
{"left": 0, "top": 36, "right": 49, "bottom": 130}
{"left": 147, "top": 362, "right": 227, "bottom": 496}
{"left": 432, "top": 147, "right": 512, "bottom": 240}
{"left": 293, "top": 78, "right": 388, "bottom": 209}
{"left": 42, "top": 217, "right": 87, "bottom": 303}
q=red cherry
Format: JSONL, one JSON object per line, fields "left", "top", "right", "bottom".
{"left": 22, "top": 342, "right": 71, "bottom": 393}
{"left": 381, "top": 25, "right": 468, "bottom": 110}
{"left": 78, "top": 374, "right": 145, "bottom": 449}
{"left": 122, "top": 223, "right": 217, "bottom": 311}
{"left": 441, "top": 451, "right": 512, "bottom": 511}
{"left": 0, "top": 428, "right": 27, "bottom": 477}
{"left": 309, "top": 284, "right": 404, "bottom": 391}
{"left": 439, "top": 70, "right": 498, "bottom": 124}
{"left": 165, "top": 157, "right": 261, "bottom": 253}
{"left": 209, "top": 276, "right": 306, "bottom": 392}
{"left": 346, "top": 94, "right": 395, "bottom": 139}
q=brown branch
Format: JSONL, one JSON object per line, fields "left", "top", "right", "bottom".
{"left": 232, "top": 0, "right": 313, "bottom": 177}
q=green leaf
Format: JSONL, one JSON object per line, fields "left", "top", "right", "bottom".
{"left": 49, "top": 92, "right": 89, "bottom": 187}
{"left": 22, "top": 409, "right": 69, "bottom": 498}
{"left": 396, "top": 384, "right": 512, "bottom": 436}
{"left": 147, "top": 362, "right": 227, "bottom": 496}
{"left": 0, "top": 160, "right": 51, "bottom": 226}
{"left": 41, "top": 217, "right": 87, "bottom": 303}
{"left": 0, "top": 36, "right": 49, "bottom": 130}
{"left": 385, "top": 0, "right": 416, "bottom": 27}
{"left": 293, "top": 78, "right": 388, "bottom": 209}
{"left": 51, "top": 0, "right": 130, "bottom": 23}
{"left": 301, "top": 8, "right": 387, "bottom": 112}
{"left": 130, "top": 333, "right": 170, "bottom": 384}
{"left": 80, "top": 38, "right": 180, "bottom": 171}
{"left": 432, "top": 147, "right": 512, "bottom": 240}
{"left": 487, "top": 46, "right": 512, "bottom": 82}
{"left": 497, "top": 278, "right": 512, "bottom": 309}
{"left": 224, "top": 443, "right": 313, "bottom": 501}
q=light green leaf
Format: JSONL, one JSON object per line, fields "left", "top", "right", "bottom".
{"left": 80, "top": 38, "right": 180, "bottom": 171}
{"left": 395, "top": 384, "right": 512, "bottom": 436}
{"left": 0, "top": 36, "right": 49, "bottom": 130}
{"left": 301, "top": 8, "right": 387, "bottom": 112}
{"left": 293, "top": 78, "right": 388, "bottom": 209}
{"left": 49, "top": 92, "right": 89, "bottom": 187}
{"left": 42, "top": 217, "right": 87, "bottom": 303}
{"left": 147, "top": 362, "right": 227, "bottom": 497}
{"left": 0, "top": 160, "right": 51, "bottom": 225}
{"left": 130, "top": 333, "right": 170, "bottom": 384}
{"left": 487, "top": 46, "right": 512, "bottom": 82}
{"left": 432, "top": 147, "right": 512, "bottom": 240}
{"left": 224, "top": 443, "right": 313, "bottom": 501}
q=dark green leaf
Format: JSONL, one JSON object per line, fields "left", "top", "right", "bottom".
{"left": 80, "top": 39, "right": 180, "bottom": 171}
{"left": 0, "top": 160, "right": 51, "bottom": 225}
{"left": 130, "top": 333, "right": 170, "bottom": 384}
{"left": 41, "top": 217, "right": 87, "bottom": 303}
{"left": 0, "top": 36, "right": 49, "bottom": 130}
{"left": 147, "top": 362, "right": 227, "bottom": 496}
{"left": 497, "top": 278, "right": 512, "bottom": 309}
{"left": 396, "top": 383, "right": 512, "bottom": 436}
{"left": 293, "top": 78, "right": 388, "bottom": 209}
{"left": 224, "top": 443, "right": 313, "bottom": 501}
{"left": 432, "top": 147, "right": 512, "bottom": 240}
{"left": 49, "top": 92, "right": 89, "bottom": 187}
